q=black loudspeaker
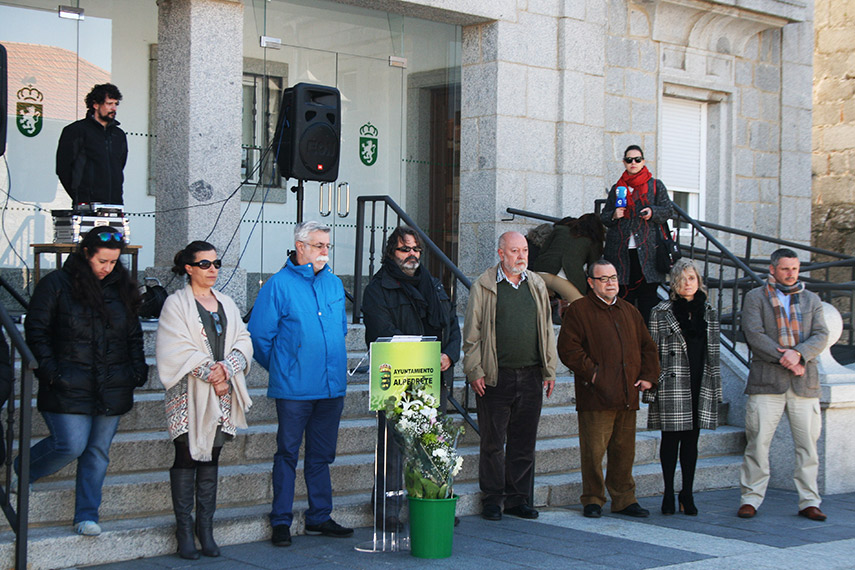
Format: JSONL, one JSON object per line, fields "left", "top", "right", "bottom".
{"left": 272, "top": 83, "right": 341, "bottom": 182}
{"left": 0, "top": 44, "right": 7, "bottom": 157}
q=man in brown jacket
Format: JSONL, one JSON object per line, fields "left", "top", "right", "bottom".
{"left": 558, "top": 259, "right": 660, "bottom": 518}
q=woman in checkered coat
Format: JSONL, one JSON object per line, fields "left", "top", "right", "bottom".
{"left": 646, "top": 259, "right": 721, "bottom": 516}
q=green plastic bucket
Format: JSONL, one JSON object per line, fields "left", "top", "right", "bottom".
{"left": 407, "top": 495, "right": 458, "bottom": 559}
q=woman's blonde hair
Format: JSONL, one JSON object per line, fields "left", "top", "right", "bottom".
{"left": 669, "top": 258, "right": 707, "bottom": 301}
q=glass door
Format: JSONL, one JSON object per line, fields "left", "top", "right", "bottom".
{"left": 328, "top": 53, "right": 404, "bottom": 275}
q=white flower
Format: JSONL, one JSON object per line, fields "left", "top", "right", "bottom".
{"left": 420, "top": 406, "right": 437, "bottom": 420}
{"left": 452, "top": 456, "right": 463, "bottom": 476}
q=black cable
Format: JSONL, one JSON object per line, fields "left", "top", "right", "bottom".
{"left": 1, "top": 156, "right": 32, "bottom": 298}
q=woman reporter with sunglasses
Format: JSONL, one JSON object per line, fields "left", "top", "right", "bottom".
{"left": 600, "top": 145, "right": 673, "bottom": 324}
{"left": 155, "top": 241, "right": 253, "bottom": 559}
{"left": 23, "top": 226, "right": 148, "bottom": 537}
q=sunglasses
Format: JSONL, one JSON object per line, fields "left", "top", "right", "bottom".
{"left": 624, "top": 156, "right": 644, "bottom": 164}
{"left": 396, "top": 246, "right": 423, "bottom": 253}
{"left": 188, "top": 259, "right": 222, "bottom": 270}
{"left": 96, "top": 231, "right": 124, "bottom": 242}
{"left": 211, "top": 312, "right": 223, "bottom": 336}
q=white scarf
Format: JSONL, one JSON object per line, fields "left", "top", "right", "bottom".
{"left": 155, "top": 284, "right": 253, "bottom": 461}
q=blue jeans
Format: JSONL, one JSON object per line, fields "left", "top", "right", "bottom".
{"left": 24, "top": 412, "right": 121, "bottom": 524}
{"left": 270, "top": 397, "right": 344, "bottom": 527}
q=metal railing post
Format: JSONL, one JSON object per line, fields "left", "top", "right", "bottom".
{"left": 353, "top": 198, "right": 367, "bottom": 324}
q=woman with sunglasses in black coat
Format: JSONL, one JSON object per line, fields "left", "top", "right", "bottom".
{"left": 23, "top": 226, "right": 148, "bottom": 537}
{"left": 601, "top": 145, "right": 673, "bottom": 325}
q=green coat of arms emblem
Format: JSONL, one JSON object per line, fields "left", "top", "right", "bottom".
{"left": 359, "top": 122, "right": 378, "bottom": 166}
{"left": 16, "top": 85, "right": 44, "bottom": 138}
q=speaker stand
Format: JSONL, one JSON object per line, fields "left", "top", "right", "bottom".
{"left": 291, "top": 179, "right": 305, "bottom": 223}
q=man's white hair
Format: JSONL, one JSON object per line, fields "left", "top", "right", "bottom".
{"left": 294, "top": 220, "right": 331, "bottom": 244}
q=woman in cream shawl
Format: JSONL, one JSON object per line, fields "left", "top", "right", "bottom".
{"left": 156, "top": 241, "right": 253, "bottom": 560}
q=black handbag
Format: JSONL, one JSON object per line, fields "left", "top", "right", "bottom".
{"left": 655, "top": 222, "right": 681, "bottom": 274}
{"left": 139, "top": 277, "right": 168, "bottom": 319}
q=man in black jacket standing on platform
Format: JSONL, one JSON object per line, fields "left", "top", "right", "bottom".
{"left": 361, "top": 226, "right": 461, "bottom": 531}
{"left": 56, "top": 83, "right": 128, "bottom": 206}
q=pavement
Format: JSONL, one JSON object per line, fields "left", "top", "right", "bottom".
{"left": 77, "top": 488, "right": 855, "bottom": 569}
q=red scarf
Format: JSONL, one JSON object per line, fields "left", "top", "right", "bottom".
{"left": 616, "top": 166, "right": 652, "bottom": 211}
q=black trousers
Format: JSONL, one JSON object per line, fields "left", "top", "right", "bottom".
{"left": 619, "top": 249, "right": 660, "bottom": 325}
{"left": 476, "top": 366, "right": 543, "bottom": 509}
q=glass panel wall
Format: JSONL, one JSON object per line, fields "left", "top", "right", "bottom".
{"left": 0, "top": 0, "right": 158, "bottom": 279}
{"left": 1, "top": 0, "right": 461, "bottom": 290}
{"left": 241, "top": 0, "right": 462, "bottom": 278}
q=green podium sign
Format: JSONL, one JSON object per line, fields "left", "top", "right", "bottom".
{"left": 369, "top": 338, "right": 440, "bottom": 411}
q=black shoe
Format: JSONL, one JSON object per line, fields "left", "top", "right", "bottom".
{"left": 271, "top": 525, "right": 291, "bottom": 547}
{"left": 679, "top": 491, "right": 697, "bottom": 516}
{"left": 615, "top": 503, "right": 650, "bottom": 518}
{"left": 504, "top": 504, "right": 539, "bottom": 519}
{"left": 583, "top": 504, "right": 602, "bottom": 518}
{"left": 661, "top": 493, "right": 676, "bottom": 515}
{"left": 305, "top": 518, "right": 354, "bottom": 537}
{"left": 482, "top": 504, "right": 502, "bottom": 521}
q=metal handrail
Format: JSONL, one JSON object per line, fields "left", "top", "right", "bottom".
{"left": 353, "top": 195, "right": 477, "bottom": 433}
{"left": 0, "top": 302, "right": 36, "bottom": 569}
{"left": 506, "top": 202, "right": 855, "bottom": 367}
{"left": 0, "top": 275, "right": 28, "bottom": 312}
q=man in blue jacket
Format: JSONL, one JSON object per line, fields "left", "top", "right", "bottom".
{"left": 249, "top": 221, "right": 352, "bottom": 547}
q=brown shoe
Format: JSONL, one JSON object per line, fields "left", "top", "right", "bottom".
{"left": 737, "top": 504, "right": 756, "bottom": 518}
{"left": 798, "top": 506, "right": 827, "bottom": 521}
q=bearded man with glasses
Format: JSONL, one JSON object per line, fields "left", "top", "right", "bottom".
{"left": 249, "top": 220, "right": 353, "bottom": 548}
{"left": 361, "top": 226, "right": 461, "bottom": 531}
{"left": 558, "top": 259, "right": 660, "bottom": 519}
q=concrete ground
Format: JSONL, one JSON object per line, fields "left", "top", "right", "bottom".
{"left": 77, "top": 488, "right": 855, "bottom": 569}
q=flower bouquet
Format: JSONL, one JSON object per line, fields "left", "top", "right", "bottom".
{"left": 383, "top": 386, "right": 464, "bottom": 500}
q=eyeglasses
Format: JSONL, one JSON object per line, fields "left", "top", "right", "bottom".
{"left": 188, "top": 259, "right": 222, "bottom": 270}
{"left": 396, "top": 246, "right": 423, "bottom": 253}
{"left": 301, "top": 242, "right": 333, "bottom": 251}
{"left": 96, "top": 231, "right": 124, "bottom": 242}
{"left": 211, "top": 312, "right": 223, "bottom": 336}
{"left": 624, "top": 156, "right": 644, "bottom": 164}
{"left": 591, "top": 275, "right": 619, "bottom": 283}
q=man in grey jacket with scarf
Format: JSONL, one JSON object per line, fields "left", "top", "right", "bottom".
{"left": 738, "top": 248, "right": 829, "bottom": 521}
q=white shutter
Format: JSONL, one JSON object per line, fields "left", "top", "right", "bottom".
{"left": 660, "top": 97, "right": 706, "bottom": 221}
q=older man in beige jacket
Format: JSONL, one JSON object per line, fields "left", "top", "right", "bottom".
{"left": 463, "top": 231, "right": 556, "bottom": 522}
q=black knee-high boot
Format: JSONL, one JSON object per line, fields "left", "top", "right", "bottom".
{"left": 169, "top": 468, "right": 200, "bottom": 560}
{"left": 195, "top": 465, "right": 221, "bottom": 557}
{"left": 659, "top": 432, "right": 679, "bottom": 515}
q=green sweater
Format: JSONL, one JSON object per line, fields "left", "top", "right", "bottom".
{"left": 495, "top": 279, "right": 541, "bottom": 368}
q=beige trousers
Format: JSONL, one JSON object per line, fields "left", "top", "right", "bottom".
{"left": 536, "top": 272, "right": 583, "bottom": 304}
{"left": 739, "top": 387, "right": 822, "bottom": 510}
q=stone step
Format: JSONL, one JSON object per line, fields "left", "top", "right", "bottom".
{"left": 12, "top": 426, "right": 745, "bottom": 526}
{"left": 141, "top": 320, "right": 390, "bottom": 356}
{"left": 0, "top": 454, "right": 744, "bottom": 569}
{"left": 137, "top": 319, "right": 573, "bottom": 378}
{"left": 17, "top": 394, "right": 647, "bottom": 482}
{"left": 13, "top": 376, "right": 582, "bottom": 436}
{"left": 22, "top": 405, "right": 655, "bottom": 481}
